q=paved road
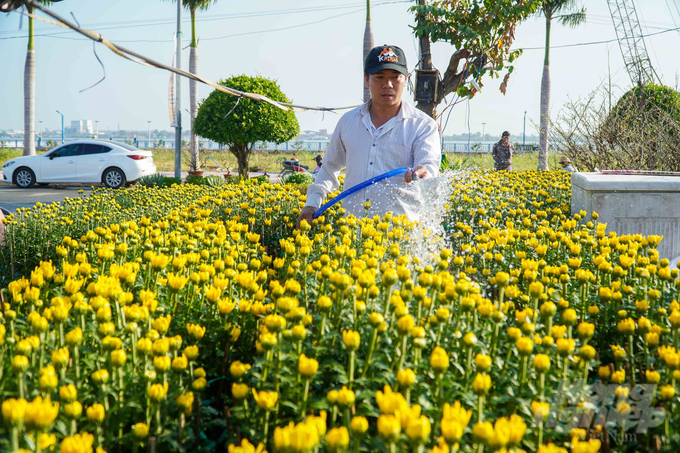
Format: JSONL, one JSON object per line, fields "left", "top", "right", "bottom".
{"left": 0, "top": 171, "right": 283, "bottom": 214}
{"left": 0, "top": 183, "right": 92, "bottom": 213}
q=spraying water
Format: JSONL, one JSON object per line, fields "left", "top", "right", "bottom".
{"left": 402, "top": 170, "right": 466, "bottom": 266}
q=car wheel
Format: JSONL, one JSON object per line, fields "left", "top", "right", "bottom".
{"left": 103, "top": 167, "right": 126, "bottom": 189}
{"left": 14, "top": 167, "right": 36, "bottom": 188}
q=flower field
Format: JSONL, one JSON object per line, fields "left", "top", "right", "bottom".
{"left": 1, "top": 171, "right": 679, "bottom": 453}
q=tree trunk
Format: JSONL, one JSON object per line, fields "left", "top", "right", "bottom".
{"left": 24, "top": 9, "right": 35, "bottom": 157}
{"left": 362, "top": 0, "right": 373, "bottom": 103}
{"left": 415, "top": 0, "right": 436, "bottom": 118}
{"left": 538, "top": 15, "right": 551, "bottom": 170}
{"left": 232, "top": 144, "right": 250, "bottom": 179}
{"left": 189, "top": 8, "right": 200, "bottom": 170}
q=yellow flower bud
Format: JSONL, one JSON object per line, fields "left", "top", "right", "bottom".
{"left": 533, "top": 354, "right": 551, "bottom": 373}
{"left": 406, "top": 415, "right": 431, "bottom": 444}
{"left": 184, "top": 345, "right": 199, "bottom": 361}
{"left": 192, "top": 377, "right": 207, "bottom": 392}
{"left": 516, "top": 336, "right": 534, "bottom": 356}
{"left": 342, "top": 330, "right": 361, "bottom": 351}
{"left": 59, "top": 384, "right": 77, "bottom": 403}
{"left": 430, "top": 346, "right": 449, "bottom": 374}
{"left": 377, "top": 414, "right": 401, "bottom": 441}
{"left": 12, "top": 355, "right": 29, "bottom": 374}
{"left": 91, "top": 369, "right": 109, "bottom": 386}
{"left": 153, "top": 355, "right": 171, "bottom": 372}
{"left": 231, "top": 383, "right": 249, "bottom": 400}
{"left": 110, "top": 349, "right": 127, "bottom": 368}
{"left": 1, "top": 398, "right": 27, "bottom": 426}
{"left": 230, "top": 361, "right": 252, "bottom": 379}
{"left": 298, "top": 354, "right": 319, "bottom": 379}
{"left": 252, "top": 389, "right": 278, "bottom": 410}
{"left": 397, "top": 368, "right": 417, "bottom": 388}
{"left": 531, "top": 401, "right": 550, "bottom": 421}
{"left": 86, "top": 403, "right": 105, "bottom": 423}
{"left": 336, "top": 386, "right": 355, "bottom": 408}
{"left": 472, "top": 373, "right": 491, "bottom": 396}
{"left": 172, "top": 354, "right": 189, "bottom": 372}
{"left": 325, "top": 426, "right": 350, "bottom": 452}
{"left": 132, "top": 422, "right": 149, "bottom": 440}
{"left": 64, "top": 401, "right": 82, "bottom": 419}
{"left": 148, "top": 383, "right": 168, "bottom": 404}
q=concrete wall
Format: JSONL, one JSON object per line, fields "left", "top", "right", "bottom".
{"left": 571, "top": 172, "right": 680, "bottom": 263}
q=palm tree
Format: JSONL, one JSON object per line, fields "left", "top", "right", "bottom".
{"left": 363, "top": 0, "right": 373, "bottom": 102}
{"left": 169, "top": 0, "right": 217, "bottom": 170}
{"left": 537, "top": 0, "right": 585, "bottom": 170}
{"left": 24, "top": 1, "right": 61, "bottom": 156}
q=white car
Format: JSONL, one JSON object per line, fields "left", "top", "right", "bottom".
{"left": 2, "top": 140, "right": 157, "bottom": 189}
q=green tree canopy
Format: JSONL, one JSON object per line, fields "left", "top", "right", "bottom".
{"left": 194, "top": 75, "right": 300, "bottom": 177}
{"left": 611, "top": 84, "right": 680, "bottom": 123}
{"left": 409, "top": 0, "right": 540, "bottom": 116}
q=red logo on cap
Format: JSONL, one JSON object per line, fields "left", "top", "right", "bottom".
{"left": 378, "top": 47, "right": 399, "bottom": 63}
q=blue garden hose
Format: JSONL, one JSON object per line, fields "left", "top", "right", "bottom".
{"left": 312, "top": 167, "right": 410, "bottom": 219}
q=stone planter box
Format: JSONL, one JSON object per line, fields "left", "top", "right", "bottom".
{"left": 571, "top": 172, "right": 680, "bottom": 266}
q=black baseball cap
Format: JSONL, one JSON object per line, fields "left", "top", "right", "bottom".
{"left": 502, "top": 131, "right": 510, "bottom": 137}
{"left": 364, "top": 45, "right": 408, "bottom": 76}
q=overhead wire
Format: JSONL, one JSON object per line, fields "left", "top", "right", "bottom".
{"left": 664, "top": 0, "right": 680, "bottom": 40}
{"left": 514, "top": 25, "right": 680, "bottom": 51}
{"left": 633, "top": 0, "right": 664, "bottom": 84}
{"left": 0, "top": 0, "right": 410, "bottom": 41}
{"left": 16, "top": 1, "right": 361, "bottom": 113}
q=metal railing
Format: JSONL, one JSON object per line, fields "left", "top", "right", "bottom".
{"left": 1, "top": 137, "right": 539, "bottom": 153}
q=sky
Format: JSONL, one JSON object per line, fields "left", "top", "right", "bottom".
{"left": 1, "top": 0, "right": 680, "bottom": 139}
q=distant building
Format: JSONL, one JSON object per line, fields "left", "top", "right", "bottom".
{"left": 319, "top": 129, "right": 328, "bottom": 136}
{"left": 70, "top": 120, "right": 94, "bottom": 135}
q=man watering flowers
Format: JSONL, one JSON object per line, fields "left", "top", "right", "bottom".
{"left": 297, "top": 45, "right": 441, "bottom": 227}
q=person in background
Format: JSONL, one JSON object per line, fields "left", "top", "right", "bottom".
{"left": 492, "top": 131, "right": 513, "bottom": 171}
{"left": 313, "top": 155, "right": 323, "bottom": 174}
{"left": 559, "top": 156, "right": 577, "bottom": 172}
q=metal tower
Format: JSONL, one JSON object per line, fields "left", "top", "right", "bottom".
{"left": 607, "top": 0, "right": 660, "bottom": 86}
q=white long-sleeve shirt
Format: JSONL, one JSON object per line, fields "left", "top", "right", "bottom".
{"left": 305, "top": 100, "right": 441, "bottom": 220}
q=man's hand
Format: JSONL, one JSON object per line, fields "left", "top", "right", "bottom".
{"left": 405, "top": 166, "right": 428, "bottom": 183}
{"left": 296, "top": 206, "right": 317, "bottom": 230}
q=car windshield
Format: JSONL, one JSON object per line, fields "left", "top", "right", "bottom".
{"left": 114, "top": 141, "right": 139, "bottom": 151}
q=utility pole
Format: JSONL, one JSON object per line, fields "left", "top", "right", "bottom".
{"left": 39, "top": 120, "right": 42, "bottom": 140}
{"left": 523, "top": 111, "right": 527, "bottom": 151}
{"left": 174, "top": 0, "right": 182, "bottom": 179}
{"left": 482, "top": 122, "right": 486, "bottom": 153}
{"left": 95, "top": 120, "right": 99, "bottom": 138}
{"left": 362, "top": 0, "right": 373, "bottom": 102}
{"left": 147, "top": 120, "right": 152, "bottom": 148}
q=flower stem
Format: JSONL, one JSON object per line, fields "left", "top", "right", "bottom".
{"left": 301, "top": 379, "right": 310, "bottom": 415}
{"left": 360, "top": 329, "right": 378, "bottom": 378}
{"left": 348, "top": 350, "right": 355, "bottom": 389}
{"left": 477, "top": 394, "right": 486, "bottom": 423}
{"left": 398, "top": 336, "right": 408, "bottom": 371}
{"left": 10, "top": 427, "right": 19, "bottom": 453}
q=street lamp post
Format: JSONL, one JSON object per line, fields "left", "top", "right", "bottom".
{"left": 39, "top": 121, "right": 43, "bottom": 148}
{"left": 95, "top": 120, "right": 99, "bottom": 138}
{"left": 147, "top": 121, "right": 152, "bottom": 148}
{"left": 56, "top": 110, "right": 64, "bottom": 144}
{"left": 523, "top": 111, "right": 527, "bottom": 151}
{"left": 482, "top": 122, "right": 486, "bottom": 151}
